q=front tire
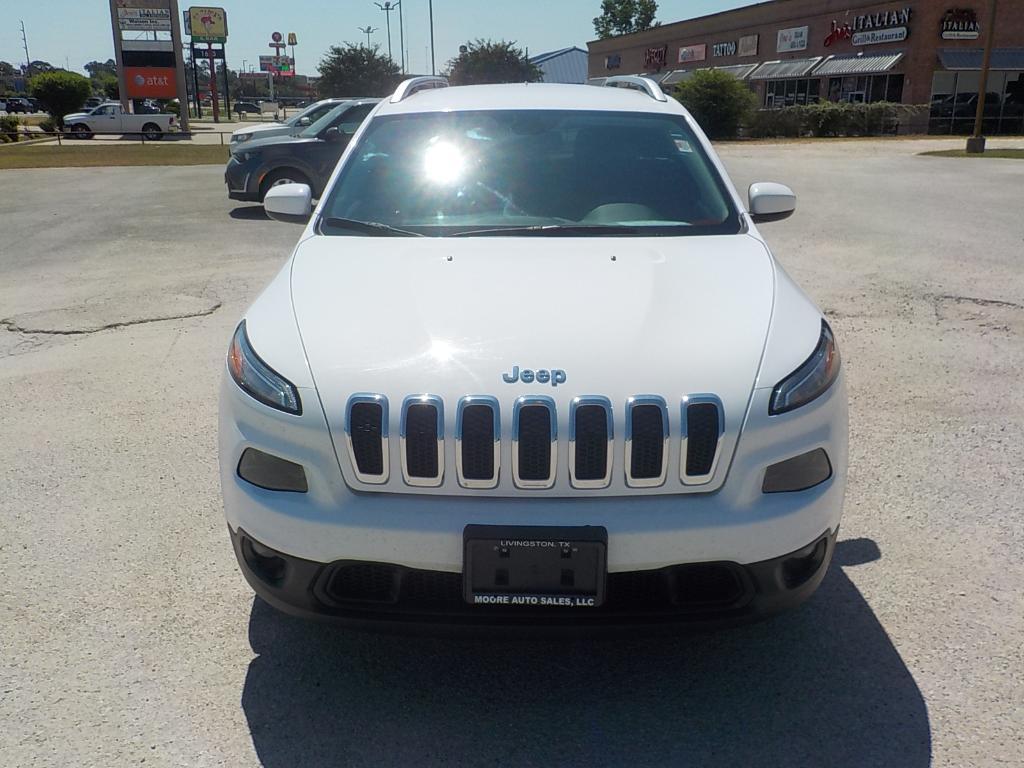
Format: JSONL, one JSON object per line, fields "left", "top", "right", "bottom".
{"left": 141, "top": 123, "right": 163, "bottom": 141}
{"left": 259, "top": 169, "right": 311, "bottom": 203}
{"left": 70, "top": 123, "right": 93, "bottom": 140}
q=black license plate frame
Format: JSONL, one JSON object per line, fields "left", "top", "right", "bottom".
{"left": 463, "top": 525, "right": 608, "bottom": 608}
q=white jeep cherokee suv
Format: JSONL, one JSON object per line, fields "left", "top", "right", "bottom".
{"left": 219, "top": 76, "right": 847, "bottom": 629}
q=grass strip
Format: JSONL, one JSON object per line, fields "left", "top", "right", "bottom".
{"left": 920, "top": 148, "right": 1024, "bottom": 160}
{"left": 0, "top": 144, "right": 229, "bottom": 169}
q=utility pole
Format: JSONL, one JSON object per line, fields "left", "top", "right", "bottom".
{"left": 966, "top": 0, "right": 998, "bottom": 153}
{"left": 20, "top": 20, "right": 31, "bottom": 76}
{"left": 429, "top": 0, "right": 436, "bottom": 75}
{"left": 375, "top": 2, "right": 397, "bottom": 63}
{"left": 397, "top": 0, "right": 405, "bottom": 74}
{"left": 358, "top": 26, "right": 378, "bottom": 49}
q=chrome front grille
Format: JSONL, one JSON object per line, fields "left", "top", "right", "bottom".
{"left": 455, "top": 396, "right": 500, "bottom": 489}
{"left": 345, "top": 394, "right": 388, "bottom": 484}
{"left": 512, "top": 396, "right": 557, "bottom": 489}
{"left": 400, "top": 395, "right": 444, "bottom": 487}
{"left": 625, "top": 396, "right": 669, "bottom": 488}
{"left": 343, "top": 393, "right": 724, "bottom": 491}
{"left": 569, "top": 396, "right": 613, "bottom": 489}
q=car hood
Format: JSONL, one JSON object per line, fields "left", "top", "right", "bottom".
{"left": 231, "top": 134, "right": 317, "bottom": 155}
{"left": 65, "top": 111, "right": 91, "bottom": 121}
{"left": 233, "top": 122, "right": 289, "bottom": 138}
{"left": 290, "top": 234, "right": 777, "bottom": 496}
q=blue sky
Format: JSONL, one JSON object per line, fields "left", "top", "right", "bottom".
{"left": 1, "top": 1, "right": 750, "bottom": 75}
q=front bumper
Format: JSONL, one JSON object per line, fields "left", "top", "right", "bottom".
{"left": 230, "top": 525, "right": 837, "bottom": 630}
{"left": 225, "top": 155, "right": 260, "bottom": 201}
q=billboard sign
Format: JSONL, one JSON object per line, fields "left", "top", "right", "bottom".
{"left": 258, "top": 55, "right": 295, "bottom": 76}
{"left": 287, "top": 32, "right": 298, "bottom": 46}
{"left": 117, "top": 7, "right": 172, "bottom": 31}
{"left": 738, "top": 34, "right": 759, "bottom": 57}
{"left": 124, "top": 66, "right": 178, "bottom": 98}
{"left": 677, "top": 44, "right": 707, "bottom": 64}
{"left": 188, "top": 7, "right": 228, "bottom": 43}
{"left": 777, "top": 25, "right": 809, "bottom": 52}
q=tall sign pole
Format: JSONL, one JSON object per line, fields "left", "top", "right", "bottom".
{"left": 169, "top": 0, "right": 189, "bottom": 131}
{"left": 966, "top": 0, "right": 998, "bottom": 154}
{"left": 108, "top": 0, "right": 129, "bottom": 111}
{"left": 207, "top": 42, "right": 220, "bottom": 121}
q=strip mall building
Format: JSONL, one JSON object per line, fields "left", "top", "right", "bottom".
{"left": 587, "top": 0, "right": 1024, "bottom": 134}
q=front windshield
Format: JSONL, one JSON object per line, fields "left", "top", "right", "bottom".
{"left": 319, "top": 110, "right": 740, "bottom": 237}
{"left": 299, "top": 102, "right": 349, "bottom": 138}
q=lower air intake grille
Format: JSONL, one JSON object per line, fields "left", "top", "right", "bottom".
{"left": 460, "top": 404, "right": 495, "bottom": 481}
{"left": 517, "top": 405, "right": 552, "bottom": 483}
{"left": 404, "top": 403, "right": 439, "bottom": 478}
{"left": 349, "top": 402, "right": 384, "bottom": 476}
{"left": 629, "top": 403, "right": 666, "bottom": 481}
{"left": 685, "top": 402, "right": 721, "bottom": 477}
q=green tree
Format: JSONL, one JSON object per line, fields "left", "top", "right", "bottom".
{"left": 84, "top": 59, "right": 116, "bottom": 79}
{"left": 593, "top": 0, "right": 659, "bottom": 39}
{"left": 317, "top": 44, "right": 400, "bottom": 98}
{"left": 97, "top": 72, "right": 119, "bottom": 100}
{"left": 674, "top": 69, "right": 757, "bottom": 140}
{"left": 445, "top": 40, "right": 541, "bottom": 86}
{"left": 28, "top": 70, "right": 92, "bottom": 128}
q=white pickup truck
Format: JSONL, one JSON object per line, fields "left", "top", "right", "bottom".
{"left": 63, "top": 102, "right": 176, "bottom": 140}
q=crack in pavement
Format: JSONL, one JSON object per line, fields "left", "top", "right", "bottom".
{"left": 0, "top": 301, "right": 222, "bottom": 336}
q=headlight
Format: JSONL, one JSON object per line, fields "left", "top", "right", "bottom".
{"left": 231, "top": 133, "right": 253, "bottom": 143}
{"left": 769, "top": 321, "right": 840, "bottom": 415}
{"left": 227, "top": 321, "right": 301, "bottom": 414}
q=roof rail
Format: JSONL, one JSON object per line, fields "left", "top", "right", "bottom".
{"left": 390, "top": 76, "right": 449, "bottom": 103}
{"left": 602, "top": 75, "right": 668, "bottom": 102}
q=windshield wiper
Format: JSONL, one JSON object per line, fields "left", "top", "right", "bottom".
{"left": 320, "top": 216, "right": 425, "bottom": 237}
{"left": 450, "top": 224, "right": 648, "bottom": 237}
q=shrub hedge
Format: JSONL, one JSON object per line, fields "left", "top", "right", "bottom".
{"left": 1, "top": 114, "right": 20, "bottom": 143}
{"left": 745, "top": 102, "right": 927, "bottom": 138}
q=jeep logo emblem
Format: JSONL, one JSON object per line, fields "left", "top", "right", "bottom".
{"left": 501, "top": 365, "right": 566, "bottom": 387}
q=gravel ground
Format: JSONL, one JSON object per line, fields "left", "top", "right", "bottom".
{"left": 1, "top": 139, "right": 1022, "bottom": 767}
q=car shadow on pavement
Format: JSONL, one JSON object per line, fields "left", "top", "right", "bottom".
{"left": 229, "top": 206, "right": 270, "bottom": 221}
{"left": 240, "top": 538, "right": 931, "bottom": 767}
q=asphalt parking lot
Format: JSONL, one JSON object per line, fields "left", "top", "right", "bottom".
{"left": 2, "top": 139, "right": 1023, "bottom": 767}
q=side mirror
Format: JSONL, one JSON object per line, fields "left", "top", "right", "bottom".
{"left": 263, "top": 183, "right": 312, "bottom": 223}
{"left": 298, "top": 116, "right": 311, "bottom": 126}
{"left": 748, "top": 182, "right": 796, "bottom": 223}
{"left": 323, "top": 126, "right": 341, "bottom": 142}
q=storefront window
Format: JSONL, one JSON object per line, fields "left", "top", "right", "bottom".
{"left": 885, "top": 74, "right": 905, "bottom": 103}
{"left": 763, "top": 79, "right": 821, "bottom": 108}
{"left": 930, "top": 72, "right": 956, "bottom": 134}
{"left": 1000, "top": 72, "right": 1024, "bottom": 134}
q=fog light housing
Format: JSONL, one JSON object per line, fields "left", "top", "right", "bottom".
{"left": 241, "top": 537, "right": 287, "bottom": 585}
{"left": 762, "top": 448, "right": 832, "bottom": 493}
{"left": 237, "top": 447, "right": 308, "bottom": 493}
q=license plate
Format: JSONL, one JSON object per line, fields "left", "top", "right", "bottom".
{"left": 463, "top": 525, "right": 607, "bottom": 608}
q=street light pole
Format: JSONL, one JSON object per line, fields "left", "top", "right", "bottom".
{"left": 358, "top": 25, "right": 378, "bottom": 49}
{"left": 397, "top": 0, "right": 405, "bottom": 74}
{"left": 375, "top": 2, "right": 395, "bottom": 63}
{"left": 966, "top": 0, "right": 998, "bottom": 153}
{"left": 429, "top": 0, "right": 436, "bottom": 75}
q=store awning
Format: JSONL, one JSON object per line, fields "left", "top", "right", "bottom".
{"left": 749, "top": 57, "right": 823, "bottom": 80}
{"left": 938, "top": 48, "right": 1024, "bottom": 71}
{"left": 713, "top": 63, "right": 760, "bottom": 80}
{"left": 813, "top": 51, "right": 904, "bottom": 77}
{"left": 659, "top": 69, "right": 694, "bottom": 86}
